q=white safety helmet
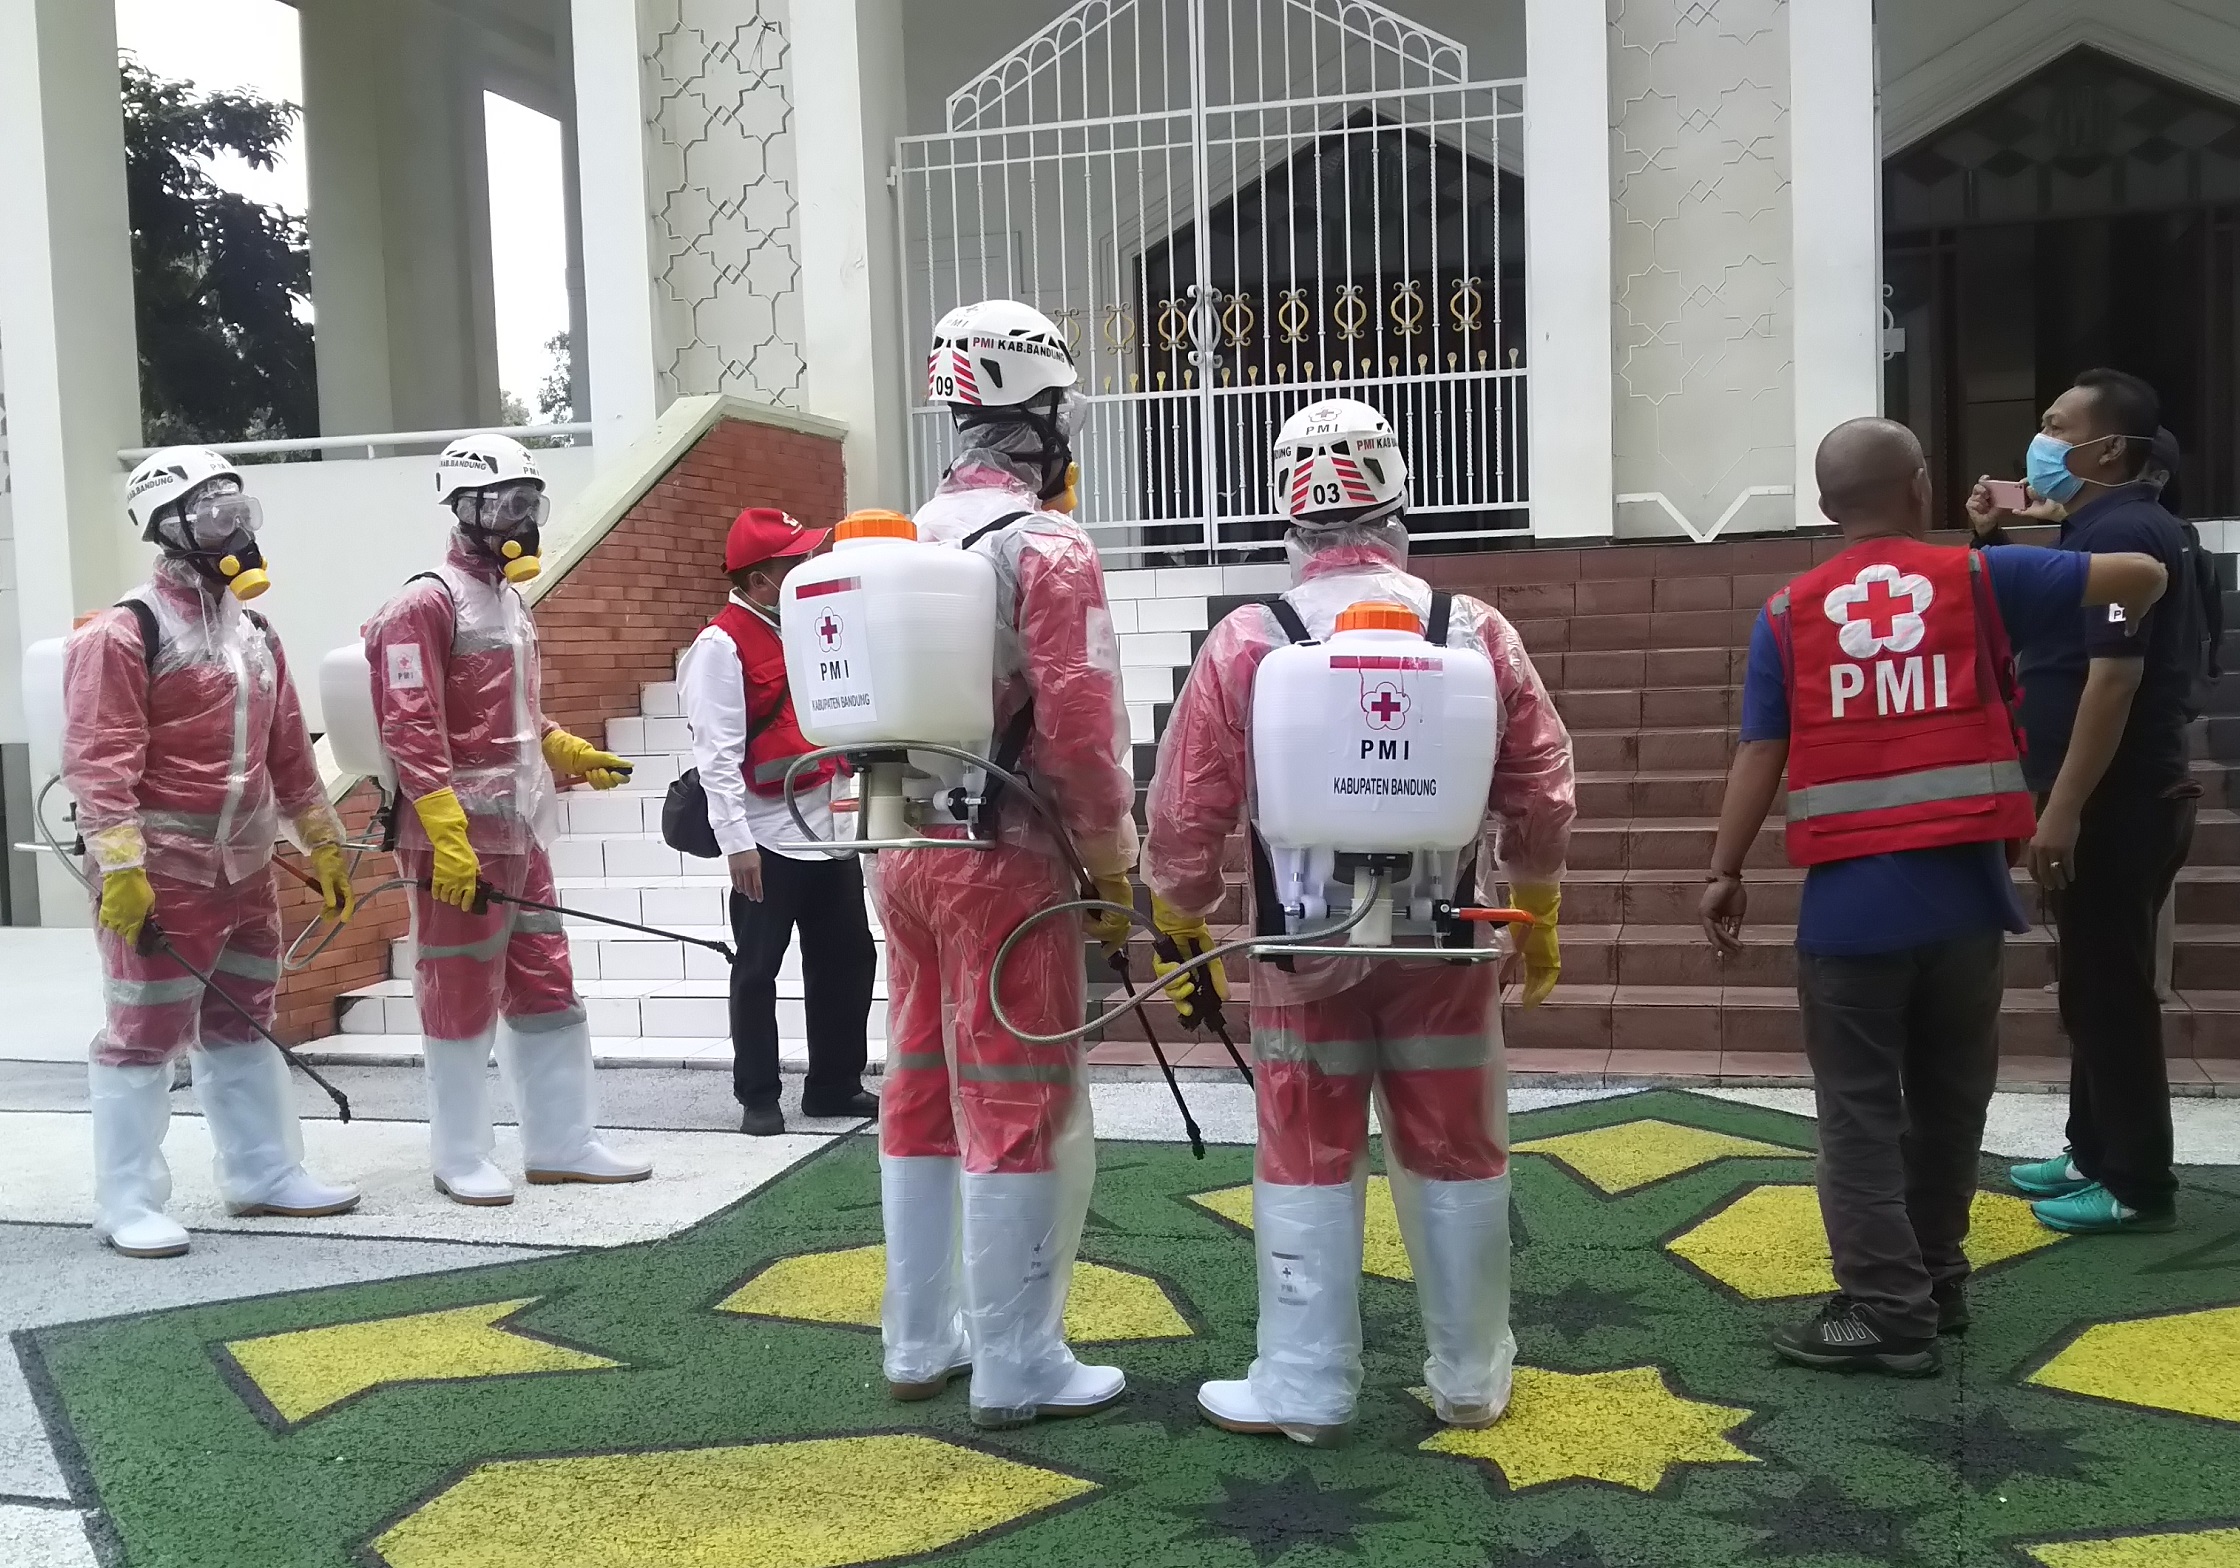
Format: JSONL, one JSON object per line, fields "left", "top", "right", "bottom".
{"left": 435, "top": 432, "right": 544, "bottom": 506}
{"left": 926, "top": 299, "right": 1077, "bottom": 409}
{"left": 1270, "top": 398, "right": 1409, "bottom": 529}
{"left": 125, "top": 446, "right": 243, "bottom": 538}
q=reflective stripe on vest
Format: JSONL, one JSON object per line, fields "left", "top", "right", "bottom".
{"left": 1788, "top": 759, "right": 2029, "bottom": 822}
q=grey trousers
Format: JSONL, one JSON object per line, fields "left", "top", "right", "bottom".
{"left": 1796, "top": 930, "right": 2005, "bottom": 1338}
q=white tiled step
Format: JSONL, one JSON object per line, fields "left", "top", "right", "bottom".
{"left": 301, "top": 1033, "right": 884, "bottom": 1075}
{"left": 338, "top": 975, "right": 891, "bottom": 1043}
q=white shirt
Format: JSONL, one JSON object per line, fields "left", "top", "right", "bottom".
{"left": 678, "top": 592, "right": 835, "bottom": 860}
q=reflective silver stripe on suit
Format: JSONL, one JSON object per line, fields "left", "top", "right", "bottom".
{"left": 212, "top": 946, "right": 282, "bottom": 982}
{"left": 105, "top": 975, "right": 207, "bottom": 1007}
{"left": 1787, "top": 760, "right": 2028, "bottom": 822}
{"left": 419, "top": 928, "right": 513, "bottom": 963}
{"left": 1381, "top": 1033, "right": 1496, "bottom": 1072}
{"left": 511, "top": 907, "right": 565, "bottom": 936}
{"left": 1253, "top": 1031, "right": 1374, "bottom": 1076}
{"left": 889, "top": 1049, "right": 948, "bottom": 1073}
{"left": 141, "top": 809, "right": 224, "bottom": 837}
{"left": 753, "top": 755, "right": 802, "bottom": 784}
{"left": 505, "top": 1003, "right": 588, "bottom": 1032}
{"left": 1253, "top": 1031, "right": 1487, "bottom": 1075}
{"left": 958, "top": 1060, "right": 1075, "bottom": 1085}
{"left": 1768, "top": 589, "right": 1789, "bottom": 616}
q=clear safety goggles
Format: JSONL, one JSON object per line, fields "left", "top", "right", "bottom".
{"left": 467, "top": 482, "right": 551, "bottom": 533}
{"left": 181, "top": 487, "right": 264, "bottom": 549}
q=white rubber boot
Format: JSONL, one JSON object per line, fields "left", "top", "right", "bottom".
{"left": 193, "top": 1044, "right": 360, "bottom": 1218}
{"left": 88, "top": 1062, "right": 190, "bottom": 1258}
{"left": 961, "top": 1170, "right": 1121, "bottom": 1428}
{"left": 1206, "top": 1179, "right": 1364, "bottom": 1443}
{"left": 425, "top": 1029, "right": 513, "bottom": 1205}
{"left": 499, "top": 1016, "right": 653, "bottom": 1184}
{"left": 1406, "top": 1175, "right": 1515, "bottom": 1427}
{"left": 881, "top": 1154, "right": 971, "bottom": 1400}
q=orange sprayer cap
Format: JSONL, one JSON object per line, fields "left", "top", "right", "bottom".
{"left": 835, "top": 509, "right": 917, "bottom": 542}
{"left": 1334, "top": 600, "right": 1422, "bottom": 634}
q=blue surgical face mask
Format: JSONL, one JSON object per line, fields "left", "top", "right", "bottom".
{"left": 2026, "top": 431, "right": 2128, "bottom": 506}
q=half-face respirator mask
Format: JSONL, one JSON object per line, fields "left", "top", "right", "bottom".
{"left": 457, "top": 481, "right": 551, "bottom": 584}
{"left": 162, "top": 480, "right": 271, "bottom": 602}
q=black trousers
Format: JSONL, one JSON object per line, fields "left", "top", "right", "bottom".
{"left": 1796, "top": 930, "right": 2005, "bottom": 1338}
{"left": 2052, "top": 788, "right": 2196, "bottom": 1213}
{"left": 730, "top": 850, "right": 876, "bottom": 1112}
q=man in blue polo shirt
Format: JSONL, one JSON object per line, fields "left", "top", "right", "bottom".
{"left": 1968, "top": 369, "right": 2204, "bottom": 1235}
{"left": 1700, "top": 418, "right": 2166, "bottom": 1376}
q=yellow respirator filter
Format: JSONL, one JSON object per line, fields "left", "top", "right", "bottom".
{"left": 218, "top": 553, "right": 271, "bottom": 601}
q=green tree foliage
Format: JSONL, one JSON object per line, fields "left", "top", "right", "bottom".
{"left": 537, "top": 330, "right": 574, "bottom": 422}
{"left": 122, "top": 58, "right": 316, "bottom": 445}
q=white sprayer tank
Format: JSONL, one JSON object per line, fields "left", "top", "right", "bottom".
{"left": 318, "top": 642, "right": 396, "bottom": 789}
{"left": 781, "top": 512, "right": 996, "bottom": 749}
{"left": 21, "top": 637, "right": 69, "bottom": 784}
{"left": 1252, "top": 599, "right": 1499, "bottom": 855}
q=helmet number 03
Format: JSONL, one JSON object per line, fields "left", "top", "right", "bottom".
{"left": 1310, "top": 481, "right": 1347, "bottom": 508}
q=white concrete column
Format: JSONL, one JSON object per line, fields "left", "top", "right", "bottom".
{"left": 793, "top": 0, "right": 905, "bottom": 510}
{"left": 571, "top": 0, "right": 660, "bottom": 461}
{"left": 1788, "top": 0, "right": 1882, "bottom": 523}
{"left": 0, "top": 0, "right": 143, "bottom": 923}
{"left": 1523, "top": 0, "right": 1615, "bottom": 539}
{"left": 300, "top": 0, "right": 400, "bottom": 435}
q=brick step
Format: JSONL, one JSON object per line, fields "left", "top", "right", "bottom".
{"left": 1569, "top": 812, "right": 2240, "bottom": 871}
{"left": 1515, "top": 611, "right": 1757, "bottom": 658}
{"left": 1509, "top": 984, "right": 2240, "bottom": 1060}
{"left": 1533, "top": 647, "right": 1747, "bottom": 694}
{"left": 1555, "top": 687, "right": 1743, "bottom": 730}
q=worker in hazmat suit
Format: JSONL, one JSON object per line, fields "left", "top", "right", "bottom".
{"left": 360, "top": 433, "right": 651, "bottom": 1206}
{"left": 1143, "top": 398, "right": 1575, "bottom": 1445}
{"left": 877, "top": 299, "right": 1140, "bottom": 1429}
{"left": 66, "top": 447, "right": 361, "bottom": 1258}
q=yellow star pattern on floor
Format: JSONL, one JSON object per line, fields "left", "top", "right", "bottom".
{"left": 1417, "top": 1366, "right": 1756, "bottom": 1491}
{"left": 371, "top": 1433, "right": 1096, "bottom": 1568}
{"left": 716, "top": 1245, "right": 1192, "bottom": 1341}
{"left": 1190, "top": 1177, "right": 1413, "bottom": 1281}
{"left": 2026, "top": 1526, "right": 2240, "bottom": 1567}
{"left": 1665, "top": 1184, "right": 2064, "bottom": 1299}
{"left": 2028, "top": 1305, "right": 2240, "bottom": 1425}
{"left": 223, "top": 1298, "right": 617, "bottom": 1426}
{"left": 1513, "top": 1119, "right": 1807, "bottom": 1194}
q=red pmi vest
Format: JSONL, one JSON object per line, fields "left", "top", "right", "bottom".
{"left": 711, "top": 601, "right": 838, "bottom": 799}
{"left": 1771, "top": 536, "right": 2035, "bottom": 867}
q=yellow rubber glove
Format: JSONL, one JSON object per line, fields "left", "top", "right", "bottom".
{"left": 1512, "top": 882, "right": 1562, "bottom": 1006}
{"left": 310, "top": 843, "right": 356, "bottom": 925}
{"left": 1084, "top": 873, "right": 1136, "bottom": 955}
{"left": 412, "top": 788, "right": 483, "bottom": 911}
{"left": 1151, "top": 895, "right": 1230, "bottom": 1030}
{"left": 98, "top": 867, "right": 157, "bottom": 946}
{"left": 542, "top": 729, "right": 634, "bottom": 790}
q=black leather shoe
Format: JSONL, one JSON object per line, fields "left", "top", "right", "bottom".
{"left": 1932, "top": 1279, "right": 1970, "bottom": 1337}
{"left": 802, "top": 1088, "right": 880, "bottom": 1120}
{"left": 739, "top": 1104, "right": 786, "bottom": 1136}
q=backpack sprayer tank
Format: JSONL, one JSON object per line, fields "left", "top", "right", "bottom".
{"left": 780, "top": 512, "right": 997, "bottom": 845}
{"left": 318, "top": 642, "right": 398, "bottom": 792}
{"left": 1251, "top": 600, "right": 1500, "bottom": 948}
{"left": 21, "top": 637, "right": 69, "bottom": 788}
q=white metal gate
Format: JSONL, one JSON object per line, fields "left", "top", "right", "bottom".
{"left": 897, "top": 0, "right": 1525, "bottom": 561}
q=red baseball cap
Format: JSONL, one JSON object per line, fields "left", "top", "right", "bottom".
{"left": 724, "top": 507, "right": 829, "bottom": 572}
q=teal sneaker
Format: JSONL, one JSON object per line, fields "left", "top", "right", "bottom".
{"left": 2031, "top": 1183, "right": 2177, "bottom": 1235}
{"left": 2010, "top": 1152, "right": 2092, "bottom": 1198}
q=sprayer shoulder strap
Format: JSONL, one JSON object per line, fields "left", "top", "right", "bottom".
{"left": 117, "top": 597, "right": 271, "bottom": 678}
{"left": 1427, "top": 590, "right": 1454, "bottom": 647}
{"left": 961, "top": 511, "right": 1035, "bottom": 550}
{"left": 1262, "top": 597, "right": 1310, "bottom": 645}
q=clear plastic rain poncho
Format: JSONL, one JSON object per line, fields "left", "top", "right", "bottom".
{"left": 875, "top": 414, "right": 1141, "bottom": 1424}
{"left": 63, "top": 554, "right": 343, "bottom": 886}
{"left": 1141, "top": 515, "right": 1576, "bottom": 1433}
{"left": 360, "top": 534, "right": 561, "bottom": 857}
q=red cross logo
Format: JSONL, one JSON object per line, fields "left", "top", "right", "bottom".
{"left": 1823, "top": 564, "right": 1934, "bottom": 658}
{"left": 816, "top": 611, "right": 843, "bottom": 651}
{"left": 1363, "top": 681, "right": 1410, "bottom": 730}
{"left": 1846, "top": 577, "right": 1910, "bottom": 641}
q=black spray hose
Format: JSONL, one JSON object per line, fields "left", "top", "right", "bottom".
{"left": 31, "top": 778, "right": 353, "bottom": 1118}
{"left": 1108, "top": 951, "right": 1205, "bottom": 1157}
{"left": 464, "top": 882, "right": 738, "bottom": 964}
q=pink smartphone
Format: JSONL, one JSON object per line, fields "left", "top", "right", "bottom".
{"left": 1983, "top": 479, "right": 2029, "bottom": 511}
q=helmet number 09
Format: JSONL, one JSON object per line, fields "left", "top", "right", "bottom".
{"left": 931, "top": 373, "right": 958, "bottom": 399}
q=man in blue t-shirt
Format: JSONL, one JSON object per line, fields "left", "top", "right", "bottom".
{"left": 1968, "top": 370, "right": 2203, "bottom": 1237}
{"left": 1699, "top": 418, "right": 2166, "bottom": 1377}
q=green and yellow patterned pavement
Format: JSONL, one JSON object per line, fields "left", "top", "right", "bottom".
{"left": 24, "top": 1090, "right": 2240, "bottom": 1567}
